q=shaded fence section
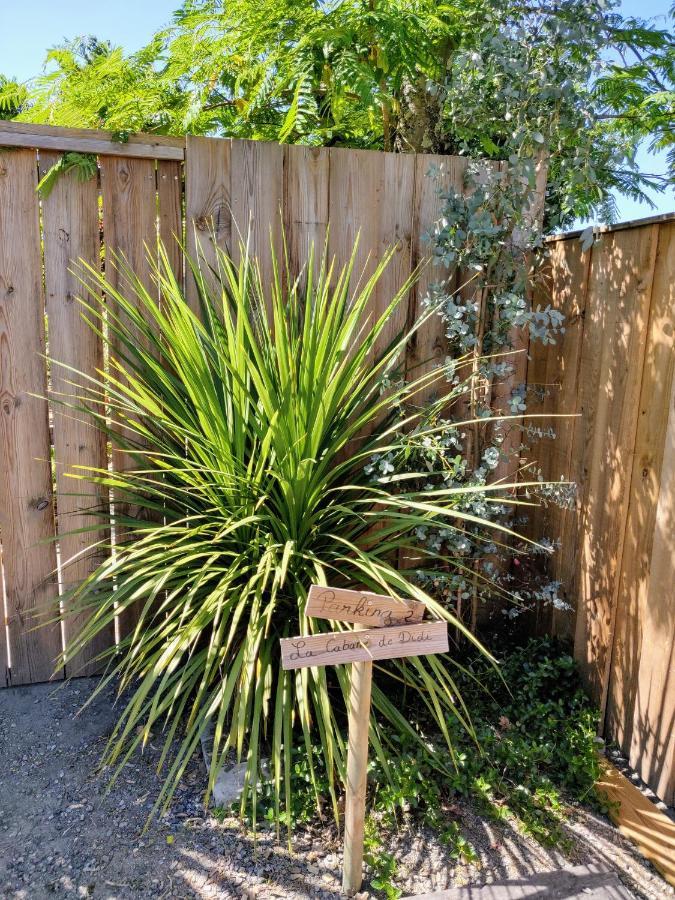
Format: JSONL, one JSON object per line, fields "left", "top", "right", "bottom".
{"left": 528, "top": 214, "right": 675, "bottom": 805}
{"left": 0, "top": 121, "right": 469, "bottom": 687}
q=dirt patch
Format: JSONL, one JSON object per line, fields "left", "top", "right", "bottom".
{"left": 0, "top": 679, "right": 671, "bottom": 899}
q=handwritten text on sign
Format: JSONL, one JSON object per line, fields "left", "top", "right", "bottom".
{"left": 305, "top": 584, "right": 425, "bottom": 627}
{"left": 280, "top": 621, "right": 449, "bottom": 671}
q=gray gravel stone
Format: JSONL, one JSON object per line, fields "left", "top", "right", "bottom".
{"left": 0, "top": 679, "right": 672, "bottom": 899}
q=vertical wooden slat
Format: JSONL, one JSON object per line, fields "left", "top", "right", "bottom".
{"left": 158, "top": 159, "right": 183, "bottom": 285}
{"left": 407, "top": 154, "right": 467, "bottom": 402}
{"left": 40, "top": 152, "right": 113, "bottom": 676}
{"left": 526, "top": 238, "right": 591, "bottom": 636}
{"left": 185, "top": 135, "right": 231, "bottom": 314}
{"left": 328, "top": 147, "right": 381, "bottom": 287}
{"left": 230, "top": 139, "right": 284, "bottom": 304}
{"left": 328, "top": 148, "right": 414, "bottom": 346}
{"left": 283, "top": 145, "right": 329, "bottom": 286}
{"left": 0, "top": 149, "right": 62, "bottom": 684}
{"left": 490, "top": 158, "right": 548, "bottom": 489}
{"left": 0, "top": 541, "right": 9, "bottom": 683}
{"left": 572, "top": 225, "right": 658, "bottom": 703}
{"left": 606, "top": 221, "right": 675, "bottom": 803}
{"left": 100, "top": 155, "right": 158, "bottom": 638}
{"left": 371, "top": 152, "right": 415, "bottom": 364}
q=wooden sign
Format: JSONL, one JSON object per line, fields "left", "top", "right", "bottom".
{"left": 280, "top": 620, "right": 448, "bottom": 671}
{"left": 281, "top": 584, "right": 447, "bottom": 897}
{"left": 305, "top": 584, "right": 425, "bottom": 627}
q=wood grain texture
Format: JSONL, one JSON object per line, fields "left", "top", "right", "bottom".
{"left": 572, "top": 226, "right": 657, "bottom": 703}
{"left": 185, "top": 135, "right": 232, "bottom": 315}
{"left": 597, "top": 754, "right": 675, "bottom": 886}
{"left": 605, "top": 222, "right": 675, "bottom": 805}
{"left": 158, "top": 160, "right": 184, "bottom": 285}
{"left": 328, "top": 147, "right": 379, "bottom": 289}
{"left": 0, "top": 120, "right": 184, "bottom": 159}
{"left": 305, "top": 584, "right": 425, "bottom": 627}
{"left": 230, "top": 139, "right": 284, "bottom": 311}
{"left": 0, "top": 149, "right": 62, "bottom": 685}
{"left": 407, "top": 155, "right": 467, "bottom": 403}
{"left": 280, "top": 621, "right": 448, "bottom": 670}
{"left": 328, "top": 147, "right": 415, "bottom": 444}
{"left": 371, "top": 152, "right": 415, "bottom": 363}
{"left": 526, "top": 238, "right": 591, "bottom": 637}
{"left": 100, "top": 155, "right": 158, "bottom": 638}
{"left": 40, "top": 152, "right": 113, "bottom": 676}
{"left": 0, "top": 540, "right": 9, "bottom": 682}
{"left": 342, "top": 656, "right": 372, "bottom": 896}
{"left": 283, "top": 144, "right": 329, "bottom": 288}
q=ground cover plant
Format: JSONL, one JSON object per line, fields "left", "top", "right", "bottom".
{"left": 247, "top": 637, "right": 601, "bottom": 897}
{"left": 53, "top": 237, "right": 545, "bottom": 834}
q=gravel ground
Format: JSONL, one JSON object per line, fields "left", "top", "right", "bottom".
{"left": 0, "top": 679, "right": 672, "bottom": 900}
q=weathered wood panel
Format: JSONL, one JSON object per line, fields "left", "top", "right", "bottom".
{"left": 100, "top": 155, "right": 158, "bottom": 638}
{"left": 530, "top": 216, "right": 675, "bottom": 806}
{"left": 40, "top": 152, "right": 113, "bottom": 676}
{"left": 0, "top": 149, "right": 62, "bottom": 684}
{"left": 185, "top": 135, "right": 231, "bottom": 315}
{"left": 605, "top": 221, "right": 675, "bottom": 805}
{"left": 526, "top": 238, "right": 591, "bottom": 636}
{"left": 230, "top": 140, "right": 284, "bottom": 304}
{"left": 283, "top": 145, "right": 330, "bottom": 288}
{"left": 406, "top": 155, "right": 467, "bottom": 403}
{"left": 158, "top": 159, "right": 184, "bottom": 285}
{"left": 0, "top": 120, "right": 184, "bottom": 160}
{"left": 572, "top": 225, "right": 657, "bottom": 702}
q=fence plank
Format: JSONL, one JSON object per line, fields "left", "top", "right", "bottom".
{"left": 372, "top": 153, "right": 415, "bottom": 365}
{"left": 40, "top": 152, "right": 113, "bottom": 676}
{"left": 572, "top": 226, "right": 658, "bottom": 704}
{"left": 0, "top": 148, "right": 62, "bottom": 685}
{"left": 526, "top": 238, "right": 591, "bottom": 636}
{"left": 606, "top": 221, "right": 675, "bottom": 804}
{"left": 283, "top": 145, "right": 329, "bottom": 287}
{"left": 230, "top": 139, "right": 284, "bottom": 307}
{"left": 158, "top": 160, "right": 184, "bottom": 285}
{"left": 100, "top": 155, "right": 158, "bottom": 638}
{"left": 328, "top": 148, "right": 381, "bottom": 290}
{"left": 0, "top": 542, "right": 9, "bottom": 683}
{"left": 185, "top": 135, "right": 231, "bottom": 314}
{"left": 407, "top": 155, "right": 467, "bottom": 403}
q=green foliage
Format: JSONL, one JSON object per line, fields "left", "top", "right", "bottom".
{"left": 0, "top": 75, "right": 27, "bottom": 120}
{"left": 364, "top": 819, "right": 402, "bottom": 899}
{"left": 405, "top": 156, "right": 576, "bottom": 626}
{"left": 53, "top": 236, "right": 540, "bottom": 834}
{"left": 2, "top": 1, "right": 672, "bottom": 224}
{"left": 36, "top": 151, "right": 98, "bottom": 198}
{"left": 252, "top": 638, "right": 600, "bottom": 895}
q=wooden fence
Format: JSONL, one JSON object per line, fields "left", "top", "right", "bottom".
{"left": 3, "top": 120, "right": 671, "bottom": 809}
{"left": 528, "top": 213, "right": 675, "bottom": 805}
{"left": 0, "top": 121, "right": 474, "bottom": 687}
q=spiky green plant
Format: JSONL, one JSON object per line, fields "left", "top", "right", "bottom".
{"left": 54, "top": 237, "right": 535, "bottom": 833}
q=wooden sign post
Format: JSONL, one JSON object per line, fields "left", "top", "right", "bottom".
{"left": 280, "top": 585, "right": 449, "bottom": 896}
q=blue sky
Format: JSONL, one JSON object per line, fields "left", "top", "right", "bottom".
{"left": 1, "top": 0, "right": 672, "bottom": 224}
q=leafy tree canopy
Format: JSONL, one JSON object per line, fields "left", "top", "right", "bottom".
{"left": 1, "top": 0, "right": 673, "bottom": 226}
